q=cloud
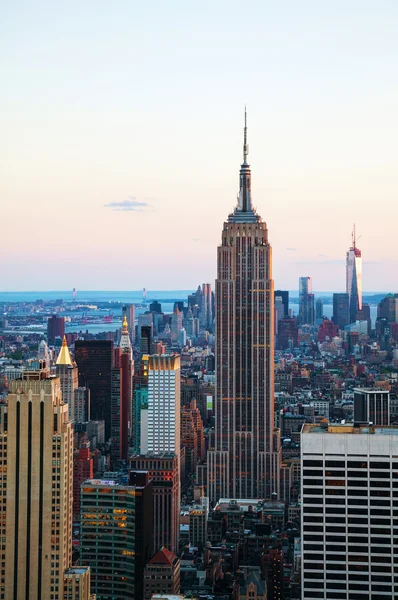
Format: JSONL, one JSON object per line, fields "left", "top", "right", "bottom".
{"left": 192, "top": 238, "right": 201, "bottom": 242}
{"left": 286, "top": 247, "right": 296, "bottom": 251}
{"left": 295, "top": 259, "right": 345, "bottom": 266}
{"left": 104, "top": 196, "right": 151, "bottom": 212}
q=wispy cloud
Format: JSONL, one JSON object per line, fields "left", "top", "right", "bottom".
{"left": 192, "top": 238, "right": 201, "bottom": 242}
{"left": 104, "top": 196, "right": 151, "bottom": 212}
{"left": 286, "top": 247, "right": 296, "bottom": 251}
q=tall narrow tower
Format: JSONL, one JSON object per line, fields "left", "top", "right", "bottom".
{"left": 346, "top": 225, "right": 362, "bottom": 324}
{"left": 208, "top": 111, "right": 280, "bottom": 502}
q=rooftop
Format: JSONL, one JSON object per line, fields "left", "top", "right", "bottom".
{"left": 302, "top": 423, "right": 398, "bottom": 436}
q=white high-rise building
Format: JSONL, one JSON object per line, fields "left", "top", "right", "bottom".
{"left": 148, "top": 355, "right": 181, "bottom": 456}
{"left": 301, "top": 422, "right": 398, "bottom": 599}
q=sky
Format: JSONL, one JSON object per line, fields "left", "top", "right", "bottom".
{"left": 1, "top": 0, "right": 397, "bottom": 292}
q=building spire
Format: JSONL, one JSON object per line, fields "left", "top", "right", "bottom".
{"left": 243, "top": 105, "right": 249, "bottom": 164}
{"left": 352, "top": 223, "right": 356, "bottom": 249}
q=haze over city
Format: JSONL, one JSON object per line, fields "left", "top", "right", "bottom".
{"left": 2, "top": 1, "right": 398, "bottom": 291}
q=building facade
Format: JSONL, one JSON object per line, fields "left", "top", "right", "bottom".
{"left": 56, "top": 336, "right": 78, "bottom": 421}
{"left": 3, "top": 370, "right": 73, "bottom": 600}
{"left": 301, "top": 422, "right": 398, "bottom": 599}
{"left": 333, "top": 293, "right": 350, "bottom": 330}
{"left": 208, "top": 112, "right": 280, "bottom": 501}
{"left": 80, "top": 471, "right": 153, "bottom": 600}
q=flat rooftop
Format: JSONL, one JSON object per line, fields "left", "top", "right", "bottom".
{"left": 303, "top": 423, "right": 398, "bottom": 436}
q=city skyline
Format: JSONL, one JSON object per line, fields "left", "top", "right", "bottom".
{"left": 2, "top": 2, "right": 398, "bottom": 291}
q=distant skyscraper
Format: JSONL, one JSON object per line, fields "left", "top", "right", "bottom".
{"left": 119, "top": 314, "right": 134, "bottom": 460}
{"left": 298, "top": 277, "right": 315, "bottom": 325}
{"left": 75, "top": 340, "right": 114, "bottom": 439}
{"left": 315, "top": 297, "right": 323, "bottom": 321}
{"left": 3, "top": 370, "right": 77, "bottom": 599}
{"left": 200, "top": 283, "right": 213, "bottom": 330}
{"left": 378, "top": 293, "right": 398, "bottom": 323}
{"left": 170, "top": 306, "right": 183, "bottom": 341}
{"left": 56, "top": 335, "right": 78, "bottom": 421}
{"left": 274, "top": 290, "right": 289, "bottom": 318}
{"left": 208, "top": 110, "right": 280, "bottom": 501}
{"left": 124, "top": 304, "right": 136, "bottom": 344}
{"left": 47, "top": 314, "right": 65, "bottom": 345}
{"left": 277, "top": 317, "right": 299, "bottom": 350}
{"left": 346, "top": 225, "right": 362, "bottom": 323}
{"left": 333, "top": 292, "right": 350, "bottom": 329}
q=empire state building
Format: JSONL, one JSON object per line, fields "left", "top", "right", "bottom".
{"left": 208, "top": 112, "right": 280, "bottom": 501}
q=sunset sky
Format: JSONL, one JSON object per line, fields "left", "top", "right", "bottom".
{"left": 1, "top": 1, "right": 397, "bottom": 291}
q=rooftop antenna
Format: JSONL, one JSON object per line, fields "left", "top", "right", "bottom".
{"left": 243, "top": 105, "right": 249, "bottom": 164}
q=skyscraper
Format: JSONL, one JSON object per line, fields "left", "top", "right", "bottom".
{"left": 301, "top": 422, "right": 398, "bottom": 598}
{"left": 299, "top": 277, "right": 315, "bottom": 325}
{"left": 120, "top": 314, "right": 134, "bottom": 460}
{"left": 74, "top": 340, "right": 114, "bottom": 440}
{"left": 208, "top": 111, "right": 280, "bottom": 501}
{"left": 333, "top": 292, "right": 350, "bottom": 329}
{"left": 274, "top": 290, "right": 289, "bottom": 318}
{"left": 47, "top": 314, "right": 65, "bottom": 345}
{"left": 3, "top": 369, "right": 77, "bottom": 599}
{"left": 346, "top": 225, "right": 362, "bottom": 324}
{"left": 56, "top": 335, "right": 78, "bottom": 421}
{"left": 81, "top": 470, "right": 153, "bottom": 600}
{"left": 148, "top": 354, "right": 181, "bottom": 456}
{"left": 124, "top": 303, "right": 136, "bottom": 344}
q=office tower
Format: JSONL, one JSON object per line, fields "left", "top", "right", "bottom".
{"left": 315, "top": 297, "right": 323, "bottom": 320}
{"left": 63, "top": 568, "right": 91, "bottom": 600}
{"left": 130, "top": 454, "right": 180, "bottom": 554}
{"left": 200, "top": 283, "right": 213, "bottom": 330}
{"left": 81, "top": 470, "right": 153, "bottom": 600}
{"left": 333, "top": 292, "right": 350, "bottom": 329}
{"left": 143, "top": 548, "right": 181, "bottom": 599}
{"left": 47, "top": 314, "right": 65, "bottom": 345}
{"left": 346, "top": 226, "right": 362, "bottom": 324}
{"left": 189, "top": 500, "right": 209, "bottom": 549}
{"left": 74, "top": 387, "right": 90, "bottom": 423}
{"left": 56, "top": 335, "right": 78, "bottom": 421}
{"left": 301, "top": 422, "right": 398, "bottom": 599}
{"left": 299, "top": 277, "right": 315, "bottom": 325}
{"left": 3, "top": 370, "right": 74, "bottom": 600}
{"left": 148, "top": 354, "right": 181, "bottom": 456}
{"left": 124, "top": 303, "right": 136, "bottom": 344}
{"left": 377, "top": 293, "right": 398, "bottom": 323}
{"left": 171, "top": 306, "right": 183, "bottom": 341}
{"left": 208, "top": 111, "right": 279, "bottom": 501}
{"left": 353, "top": 388, "right": 390, "bottom": 426}
{"left": 274, "top": 290, "right": 289, "bottom": 318}
{"left": 75, "top": 340, "right": 114, "bottom": 440}
{"left": 73, "top": 439, "right": 93, "bottom": 520}
{"left": 140, "top": 324, "right": 152, "bottom": 354}
{"left": 120, "top": 314, "right": 134, "bottom": 460}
